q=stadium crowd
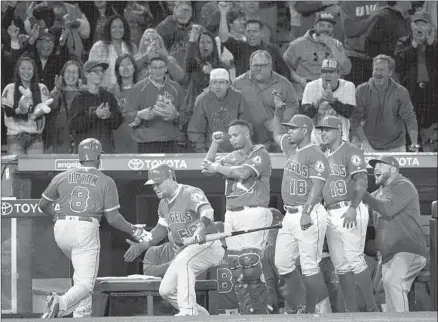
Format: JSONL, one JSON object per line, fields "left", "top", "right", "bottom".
{"left": 1, "top": 1, "right": 437, "bottom": 155}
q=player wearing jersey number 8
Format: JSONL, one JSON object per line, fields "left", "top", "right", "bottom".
{"left": 38, "top": 138, "right": 148, "bottom": 319}
{"left": 316, "top": 116, "right": 379, "bottom": 313}
{"left": 272, "top": 106, "right": 330, "bottom": 314}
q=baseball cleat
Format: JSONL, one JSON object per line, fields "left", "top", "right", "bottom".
{"left": 41, "top": 292, "right": 60, "bottom": 319}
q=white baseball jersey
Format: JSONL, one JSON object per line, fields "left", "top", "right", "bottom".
{"left": 302, "top": 78, "right": 356, "bottom": 145}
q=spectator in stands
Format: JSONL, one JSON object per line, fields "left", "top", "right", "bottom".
{"left": 351, "top": 55, "right": 419, "bottom": 153}
{"left": 123, "top": 52, "right": 186, "bottom": 153}
{"left": 218, "top": 3, "right": 290, "bottom": 79}
{"left": 78, "top": 1, "right": 121, "bottom": 51}
{"left": 136, "top": 28, "right": 185, "bottom": 83}
{"left": 24, "top": 3, "right": 56, "bottom": 36}
{"left": 233, "top": 50, "right": 299, "bottom": 152}
{"left": 293, "top": 1, "right": 344, "bottom": 42}
{"left": 185, "top": 26, "right": 231, "bottom": 120}
{"left": 69, "top": 60, "right": 123, "bottom": 153}
{"left": 364, "top": 156, "right": 428, "bottom": 312}
{"left": 88, "top": 14, "right": 137, "bottom": 89}
{"left": 187, "top": 68, "right": 250, "bottom": 153}
{"left": 108, "top": 54, "right": 139, "bottom": 154}
{"left": 241, "top": 1, "right": 275, "bottom": 44}
{"left": 1, "top": 55, "right": 52, "bottom": 155}
{"left": 395, "top": 11, "right": 438, "bottom": 152}
{"left": 45, "top": 60, "right": 83, "bottom": 154}
{"left": 1, "top": 1, "right": 25, "bottom": 44}
{"left": 2, "top": 17, "right": 27, "bottom": 88}
{"left": 301, "top": 59, "right": 356, "bottom": 146}
{"left": 283, "top": 11, "right": 351, "bottom": 102}
{"left": 226, "top": 7, "right": 247, "bottom": 42}
{"left": 199, "top": 1, "right": 242, "bottom": 36}
{"left": 123, "top": 1, "right": 154, "bottom": 47}
{"left": 156, "top": 1, "right": 193, "bottom": 71}
{"left": 340, "top": 1, "right": 380, "bottom": 86}
{"left": 24, "top": 27, "right": 66, "bottom": 90}
{"left": 364, "top": 1, "right": 412, "bottom": 59}
{"left": 52, "top": 1, "right": 90, "bottom": 65}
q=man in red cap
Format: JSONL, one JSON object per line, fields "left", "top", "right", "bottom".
{"left": 272, "top": 106, "right": 330, "bottom": 314}
{"left": 316, "top": 115, "right": 378, "bottom": 312}
{"left": 363, "top": 155, "right": 428, "bottom": 312}
{"left": 124, "top": 164, "right": 224, "bottom": 316}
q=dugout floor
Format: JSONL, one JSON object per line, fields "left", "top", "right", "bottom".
{"left": 3, "top": 312, "right": 437, "bottom": 322}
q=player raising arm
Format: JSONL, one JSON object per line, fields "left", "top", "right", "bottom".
{"left": 271, "top": 93, "right": 330, "bottom": 314}
{"left": 124, "top": 164, "right": 224, "bottom": 316}
{"left": 315, "top": 116, "right": 378, "bottom": 312}
{"left": 200, "top": 119, "right": 273, "bottom": 314}
{"left": 38, "top": 138, "right": 150, "bottom": 319}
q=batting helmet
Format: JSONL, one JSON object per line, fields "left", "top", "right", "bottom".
{"left": 144, "top": 164, "right": 176, "bottom": 185}
{"left": 78, "top": 138, "right": 103, "bottom": 162}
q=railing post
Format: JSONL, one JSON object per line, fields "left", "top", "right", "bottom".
{"left": 431, "top": 201, "right": 437, "bottom": 311}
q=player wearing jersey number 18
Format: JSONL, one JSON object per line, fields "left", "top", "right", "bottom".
{"left": 272, "top": 97, "right": 330, "bottom": 314}
{"left": 201, "top": 119, "right": 273, "bottom": 314}
{"left": 38, "top": 138, "right": 150, "bottom": 319}
{"left": 316, "top": 116, "right": 379, "bottom": 312}
{"left": 123, "top": 164, "right": 224, "bottom": 316}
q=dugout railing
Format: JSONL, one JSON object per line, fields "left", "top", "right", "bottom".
{"left": 1, "top": 152, "right": 437, "bottom": 315}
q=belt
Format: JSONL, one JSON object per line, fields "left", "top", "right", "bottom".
{"left": 226, "top": 205, "right": 259, "bottom": 212}
{"left": 284, "top": 205, "right": 303, "bottom": 214}
{"left": 325, "top": 201, "right": 351, "bottom": 210}
{"left": 57, "top": 215, "right": 94, "bottom": 223}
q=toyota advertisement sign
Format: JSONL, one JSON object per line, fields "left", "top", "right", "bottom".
{"left": 1, "top": 199, "right": 58, "bottom": 218}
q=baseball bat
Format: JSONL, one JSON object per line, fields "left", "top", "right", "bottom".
{"left": 182, "top": 223, "right": 282, "bottom": 246}
{"left": 372, "top": 251, "right": 383, "bottom": 291}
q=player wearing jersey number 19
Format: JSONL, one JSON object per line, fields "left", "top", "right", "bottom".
{"left": 123, "top": 164, "right": 224, "bottom": 316}
{"left": 272, "top": 97, "right": 330, "bottom": 314}
{"left": 38, "top": 138, "right": 150, "bottom": 319}
{"left": 316, "top": 116, "right": 378, "bottom": 312}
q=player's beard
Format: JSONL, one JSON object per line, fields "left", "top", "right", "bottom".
{"left": 375, "top": 171, "right": 390, "bottom": 186}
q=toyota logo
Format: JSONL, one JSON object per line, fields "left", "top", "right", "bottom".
{"left": 128, "top": 159, "right": 144, "bottom": 170}
{"left": 1, "top": 202, "right": 13, "bottom": 216}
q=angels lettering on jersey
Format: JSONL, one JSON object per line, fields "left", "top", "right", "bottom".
{"left": 158, "top": 185, "right": 214, "bottom": 246}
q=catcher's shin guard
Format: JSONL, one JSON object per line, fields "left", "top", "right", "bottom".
{"left": 234, "top": 248, "right": 270, "bottom": 314}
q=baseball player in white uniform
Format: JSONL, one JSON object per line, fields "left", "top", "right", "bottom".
{"left": 272, "top": 107, "right": 330, "bottom": 314}
{"left": 124, "top": 164, "right": 224, "bottom": 316}
{"left": 316, "top": 116, "right": 378, "bottom": 312}
{"left": 38, "top": 138, "right": 149, "bottom": 318}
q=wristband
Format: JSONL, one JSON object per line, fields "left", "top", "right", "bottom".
{"left": 349, "top": 203, "right": 359, "bottom": 209}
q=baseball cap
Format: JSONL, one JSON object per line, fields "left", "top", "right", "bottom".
{"left": 321, "top": 59, "right": 340, "bottom": 72}
{"left": 412, "top": 11, "right": 431, "bottom": 23}
{"left": 282, "top": 114, "right": 314, "bottom": 131}
{"left": 315, "top": 11, "right": 336, "bottom": 25}
{"left": 210, "top": 68, "right": 230, "bottom": 82}
{"left": 83, "top": 60, "right": 109, "bottom": 72}
{"left": 368, "top": 155, "right": 400, "bottom": 171}
{"left": 38, "top": 28, "right": 55, "bottom": 41}
{"left": 315, "top": 116, "right": 342, "bottom": 129}
{"left": 145, "top": 164, "right": 176, "bottom": 185}
{"left": 148, "top": 51, "right": 168, "bottom": 64}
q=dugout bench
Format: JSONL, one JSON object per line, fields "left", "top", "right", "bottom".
{"left": 1, "top": 152, "right": 437, "bottom": 315}
{"left": 91, "top": 278, "right": 218, "bottom": 316}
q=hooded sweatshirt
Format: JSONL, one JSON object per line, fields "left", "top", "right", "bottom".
{"left": 364, "top": 174, "right": 428, "bottom": 263}
{"left": 352, "top": 78, "right": 418, "bottom": 150}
